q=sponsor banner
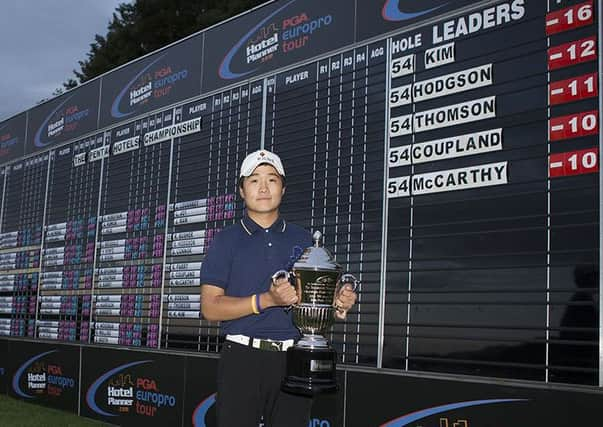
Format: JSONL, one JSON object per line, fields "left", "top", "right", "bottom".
{"left": 81, "top": 347, "right": 185, "bottom": 425}
{"left": 99, "top": 34, "right": 203, "bottom": 127}
{"left": 8, "top": 341, "right": 79, "bottom": 412}
{"left": 346, "top": 370, "right": 603, "bottom": 426}
{"left": 26, "top": 80, "right": 101, "bottom": 154}
{"left": 0, "top": 113, "right": 26, "bottom": 164}
{"left": 202, "top": 0, "right": 354, "bottom": 92}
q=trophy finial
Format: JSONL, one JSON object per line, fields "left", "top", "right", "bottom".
{"left": 312, "top": 230, "right": 322, "bottom": 247}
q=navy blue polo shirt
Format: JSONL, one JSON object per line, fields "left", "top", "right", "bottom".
{"left": 200, "top": 213, "right": 311, "bottom": 340}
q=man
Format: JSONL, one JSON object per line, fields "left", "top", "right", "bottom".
{"left": 200, "top": 149, "right": 357, "bottom": 427}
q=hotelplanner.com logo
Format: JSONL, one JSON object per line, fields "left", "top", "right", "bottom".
{"left": 382, "top": 0, "right": 449, "bottom": 21}
{"left": 86, "top": 360, "right": 177, "bottom": 418}
{"left": 219, "top": 0, "right": 333, "bottom": 80}
{"left": 12, "top": 350, "right": 75, "bottom": 399}
{"left": 33, "top": 94, "right": 90, "bottom": 148}
{"left": 12, "top": 350, "right": 56, "bottom": 398}
{"left": 110, "top": 53, "right": 189, "bottom": 119}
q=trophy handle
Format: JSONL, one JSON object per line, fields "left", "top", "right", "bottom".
{"left": 339, "top": 273, "right": 359, "bottom": 292}
{"left": 333, "top": 273, "right": 359, "bottom": 315}
{"left": 271, "top": 269, "right": 292, "bottom": 284}
{"left": 271, "top": 270, "right": 295, "bottom": 312}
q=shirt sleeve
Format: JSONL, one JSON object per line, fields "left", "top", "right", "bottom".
{"left": 200, "top": 231, "right": 231, "bottom": 289}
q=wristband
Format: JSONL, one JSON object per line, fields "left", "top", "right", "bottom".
{"left": 255, "top": 293, "right": 263, "bottom": 313}
{"left": 251, "top": 294, "right": 259, "bottom": 314}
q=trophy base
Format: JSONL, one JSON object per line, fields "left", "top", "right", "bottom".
{"left": 281, "top": 345, "right": 337, "bottom": 396}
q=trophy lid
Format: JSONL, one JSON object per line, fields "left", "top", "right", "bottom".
{"left": 293, "top": 231, "right": 341, "bottom": 272}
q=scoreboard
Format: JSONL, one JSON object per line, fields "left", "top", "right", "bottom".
{"left": 0, "top": 0, "right": 600, "bottom": 388}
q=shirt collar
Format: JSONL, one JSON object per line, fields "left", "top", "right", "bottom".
{"left": 241, "top": 212, "right": 286, "bottom": 235}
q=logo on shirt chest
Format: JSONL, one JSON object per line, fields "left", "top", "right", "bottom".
{"left": 286, "top": 245, "right": 304, "bottom": 270}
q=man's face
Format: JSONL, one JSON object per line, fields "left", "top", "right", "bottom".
{"left": 239, "top": 164, "right": 285, "bottom": 215}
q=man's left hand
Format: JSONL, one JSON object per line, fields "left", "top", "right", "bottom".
{"left": 333, "top": 284, "right": 357, "bottom": 320}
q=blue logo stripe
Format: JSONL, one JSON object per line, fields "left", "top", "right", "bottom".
{"left": 12, "top": 350, "right": 57, "bottom": 398}
{"left": 110, "top": 55, "right": 166, "bottom": 119}
{"left": 218, "top": 0, "right": 296, "bottom": 80}
{"left": 33, "top": 95, "right": 74, "bottom": 148}
{"left": 85, "top": 360, "right": 152, "bottom": 417}
{"left": 382, "top": 1, "right": 447, "bottom": 22}
{"left": 192, "top": 392, "right": 216, "bottom": 427}
{"left": 380, "top": 399, "right": 527, "bottom": 426}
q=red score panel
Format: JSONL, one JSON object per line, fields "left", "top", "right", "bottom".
{"left": 549, "top": 72, "right": 598, "bottom": 105}
{"left": 548, "top": 36, "right": 597, "bottom": 70}
{"left": 545, "top": 1, "right": 594, "bottom": 35}
{"left": 549, "top": 110, "right": 599, "bottom": 141}
{"left": 549, "top": 148, "right": 599, "bottom": 178}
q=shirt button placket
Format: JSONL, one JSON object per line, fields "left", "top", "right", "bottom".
{"left": 265, "top": 229, "right": 273, "bottom": 260}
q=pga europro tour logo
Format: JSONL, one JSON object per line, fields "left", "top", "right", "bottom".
{"left": 33, "top": 95, "right": 90, "bottom": 148}
{"left": 381, "top": 0, "right": 449, "bottom": 21}
{"left": 110, "top": 54, "right": 189, "bottom": 119}
{"left": 86, "top": 360, "right": 177, "bottom": 418}
{"left": 12, "top": 350, "right": 76, "bottom": 398}
{"left": 219, "top": 0, "right": 333, "bottom": 80}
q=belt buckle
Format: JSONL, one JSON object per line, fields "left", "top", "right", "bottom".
{"left": 259, "top": 339, "right": 282, "bottom": 351}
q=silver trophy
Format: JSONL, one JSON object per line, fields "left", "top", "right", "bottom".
{"left": 280, "top": 230, "right": 358, "bottom": 396}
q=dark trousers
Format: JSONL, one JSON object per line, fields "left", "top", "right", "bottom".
{"left": 216, "top": 341, "right": 313, "bottom": 427}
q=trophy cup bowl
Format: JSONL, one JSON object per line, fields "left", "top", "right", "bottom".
{"left": 281, "top": 231, "right": 358, "bottom": 396}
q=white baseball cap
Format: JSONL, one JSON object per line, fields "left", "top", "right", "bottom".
{"left": 239, "top": 149, "right": 285, "bottom": 177}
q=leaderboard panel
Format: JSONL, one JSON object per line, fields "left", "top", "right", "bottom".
{"left": 161, "top": 81, "right": 263, "bottom": 352}
{"left": 0, "top": 153, "right": 49, "bottom": 338}
{"left": 383, "top": 0, "right": 599, "bottom": 385}
{"left": 91, "top": 109, "right": 177, "bottom": 348}
{"left": 266, "top": 40, "right": 388, "bottom": 365}
{"left": 37, "top": 134, "right": 104, "bottom": 343}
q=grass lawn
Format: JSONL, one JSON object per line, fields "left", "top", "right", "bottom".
{"left": 0, "top": 394, "right": 111, "bottom": 426}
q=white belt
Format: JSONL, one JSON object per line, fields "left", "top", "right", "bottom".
{"left": 225, "top": 334, "right": 294, "bottom": 352}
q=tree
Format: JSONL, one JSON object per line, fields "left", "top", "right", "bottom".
{"left": 64, "top": 0, "right": 266, "bottom": 89}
